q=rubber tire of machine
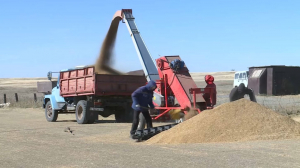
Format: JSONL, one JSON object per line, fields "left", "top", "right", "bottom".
{"left": 75, "top": 100, "right": 89, "bottom": 124}
{"left": 45, "top": 101, "right": 58, "bottom": 122}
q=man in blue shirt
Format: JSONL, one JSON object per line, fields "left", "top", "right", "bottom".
{"left": 130, "top": 80, "right": 157, "bottom": 138}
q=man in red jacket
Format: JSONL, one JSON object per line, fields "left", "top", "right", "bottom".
{"left": 203, "top": 75, "right": 217, "bottom": 108}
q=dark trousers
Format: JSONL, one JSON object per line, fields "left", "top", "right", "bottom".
{"left": 130, "top": 110, "right": 153, "bottom": 135}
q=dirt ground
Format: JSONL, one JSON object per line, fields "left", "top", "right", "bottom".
{"left": 1, "top": 108, "right": 300, "bottom": 168}
{"left": 1, "top": 72, "right": 300, "bottom": 167}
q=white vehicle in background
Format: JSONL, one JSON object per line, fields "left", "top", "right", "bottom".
{"left": 233, "top": 71, "right": 249, "bottom": 88}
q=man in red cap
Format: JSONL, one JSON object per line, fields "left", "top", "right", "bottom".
{"left": 203, "top": 75, "right": 217, "bottom": 107}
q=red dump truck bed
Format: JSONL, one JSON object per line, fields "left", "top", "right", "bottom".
{"left": 59, "top": 66, "right": 147, "bottom": 97}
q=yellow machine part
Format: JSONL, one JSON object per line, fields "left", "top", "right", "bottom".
{"left": 169, "top": 109, "right": 183, "bottom": 120}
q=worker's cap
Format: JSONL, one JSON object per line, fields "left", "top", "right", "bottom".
{"left": 205, "top": 75, "right": 214, "bottom": 84}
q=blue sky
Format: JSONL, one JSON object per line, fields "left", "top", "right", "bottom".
{"left": 0, "top": 0, "right": 299, "bottom": 78}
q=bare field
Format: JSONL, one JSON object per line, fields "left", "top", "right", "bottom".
{"left": 0, "top": 78, "right": 51, "bottom": 108}
{"left": 190, "top": 71, "right": 235, "bottom": 81}
{"left": 0, "top": 78, "right": 50, "bottom": 88}
{"left": 1, "top": 71, "right": 300, "bottom": 115}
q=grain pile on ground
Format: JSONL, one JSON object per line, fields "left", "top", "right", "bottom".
{"left": 147, "top": 98, "right": 300, "bottom": 144}
{"left": 183, "top": 110, "right": 199, "bottom": 121}
{"left": 94, "top": 15, "right": 123, "bottom": 75}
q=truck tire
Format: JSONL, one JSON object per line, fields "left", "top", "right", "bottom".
{"left": 45, "top": 101, "right": 58, "bottom": 122}
{"left": 126, "top": 108, "right": 134, "bottom": 123}
{"left": 115, "top": 112, "right": 132, "bottom": 123}
{"left": 115, "top": 113, "right": 124, "bottom": 123}
{"left": 75, "top": 100, "right": 89, "bottom": 124}
{"left": 115, "top": 106, "right": 134, "bottom": 123}
{"left": 87, "top": 119, "right": 96, "bottom": 124}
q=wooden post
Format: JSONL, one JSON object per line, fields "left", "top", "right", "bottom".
{"left": 15, "top": 93, "right": 18, "bottom": 102}
{"left": 34, "top": 93, "right": 37, "bottom": 102}
{"left": 4, "top": 94, "right": 6, "bottom": 104}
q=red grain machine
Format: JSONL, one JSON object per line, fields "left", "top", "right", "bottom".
{"left": 151, "top": 56, "right": 217, "bottom": 120}
{"left": 116, "top": 9, "right": 217, "bottom": 122}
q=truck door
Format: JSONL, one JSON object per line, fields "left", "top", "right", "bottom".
{"left": 53, "top": 74, "right": 65, "bottom": 104}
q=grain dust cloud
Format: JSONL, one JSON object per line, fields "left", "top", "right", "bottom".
{"left": 94, "top": 17, "right": 123, "bottom": 75}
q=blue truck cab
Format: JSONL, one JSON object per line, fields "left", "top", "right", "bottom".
{"left": 43, "top": 68, "right": 77, "bottom": 123}
{"left": 44, "top": 74, "right": 66, "bottom": 109}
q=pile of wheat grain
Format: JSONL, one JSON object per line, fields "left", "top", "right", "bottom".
{"left": 147, "top": 98, "right": 300, "bottom": 144}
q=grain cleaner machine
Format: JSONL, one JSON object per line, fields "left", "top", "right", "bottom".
{"left": 114, "top": 9, "right": 217, "bottom": 140}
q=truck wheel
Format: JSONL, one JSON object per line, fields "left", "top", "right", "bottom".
{"left": 87, "top": 119, "right": 96, "bottom": 124}
{"left": 76, "top": 100, "right": 88, "bottom": 124}
{"left": 45, "top": 101, "right": 58, "bottom": 122}
{"left": 126, "top": 108, "right": 134, "bottom": 123}
{"left": 115, "top": 107, "right": 134, "bottom": 123}
{"left": 115, "top": 113, "right": 124, "bottom": 123}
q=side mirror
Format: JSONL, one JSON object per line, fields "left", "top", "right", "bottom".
{"left": 47, "top": 71, "right": 52, "bottom": 81}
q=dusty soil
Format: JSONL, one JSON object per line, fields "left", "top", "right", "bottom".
{"left": 147, "top": 99, "right": 300, "bottom": 144}
{"left": 1, "top": 108, "right": 300, "bottom": 168}
{"left": 1, "top": 73, "right": 300, "bottom": 167}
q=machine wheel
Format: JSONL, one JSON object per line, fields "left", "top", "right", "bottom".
{"left": 137, "top": 113, "right": 146, "bottom": 130}
{"left": 75, "top": 100, "right": 88, "bottom": 124}
{"left": 45, "top": 101, "right": 58, "bottom": 122}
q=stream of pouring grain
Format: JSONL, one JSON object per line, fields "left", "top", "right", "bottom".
{"left": 94, "top": 16, "right": 123, "bottom": 75}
